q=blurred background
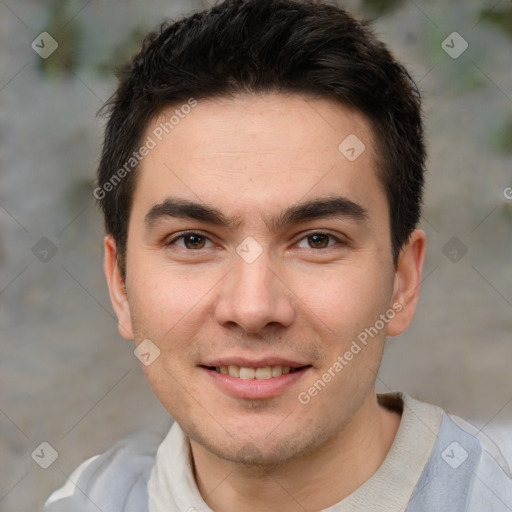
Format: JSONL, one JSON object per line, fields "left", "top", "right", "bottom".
{"left": 0, "top": 0, "right": 511, "bottom": 510}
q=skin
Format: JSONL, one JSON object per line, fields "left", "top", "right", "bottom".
{"left": 104, "top": 92, "right": 426, "bottom": 511}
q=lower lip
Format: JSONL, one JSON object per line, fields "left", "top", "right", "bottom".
{"left": 201, "top": 367, "right": 311, "bottom": 399}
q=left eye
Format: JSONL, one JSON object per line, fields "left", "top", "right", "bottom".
{"left": 296, "top": 233, "right": 340, "bottom": 249}
{"left": 168, "top": 232, "right": 214, "bottom": 250}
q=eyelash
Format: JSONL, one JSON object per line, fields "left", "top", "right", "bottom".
{"left": 165, "top": 230, "right": 346, "bottom": 251}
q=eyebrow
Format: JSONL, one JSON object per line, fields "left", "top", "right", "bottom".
{"left": 144, "top": 195, "right": 368, "bottom": 232}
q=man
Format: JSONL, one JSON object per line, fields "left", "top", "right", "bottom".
{"left": 44, "top": 0, "right": 512, "bottom": 510}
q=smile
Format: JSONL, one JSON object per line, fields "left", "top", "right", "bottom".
{"left": 206, "top": 365, "right": 309, "bottom": 379}
{"left": 200, "top": 364, "right": 312, "bottom": 399}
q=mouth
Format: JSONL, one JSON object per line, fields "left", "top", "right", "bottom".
{"left": 200, "top": 362, "right": 313, "bottom": 400}
{"left": 201, "top": 364, "right": 312, "bottom": 379}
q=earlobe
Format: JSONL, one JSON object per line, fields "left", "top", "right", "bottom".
{"left": 103, "top": 235, "right": 134, "bottom": 340}
{"left": 387, "top": 229, "right": 426, "bottom": 337}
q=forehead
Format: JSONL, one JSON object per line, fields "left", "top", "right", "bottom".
{"left": 131, "top": 92, "right": 386, "bottom": 225}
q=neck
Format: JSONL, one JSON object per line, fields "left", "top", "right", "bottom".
{"left": 190, "top": 392, "right": 401, "bottom": 511}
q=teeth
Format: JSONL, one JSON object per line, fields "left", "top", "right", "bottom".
{"left": 255, "top": 366, "right": 272, "bottom": 379}
{"left": 228, "top": 365, "right": 240, "bottom": 377}
{"left": 271, "top": 366, "right": 283, "bottom": 377}
{"left": 214, "top": 364, "right": 296, "bottom": 379}
{"left": 240, "top": 367, "right": 256, "bottom": 380}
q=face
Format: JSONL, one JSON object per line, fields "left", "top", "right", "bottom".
{"left": 105, "top": 93, "right": 424, "bottom": 467}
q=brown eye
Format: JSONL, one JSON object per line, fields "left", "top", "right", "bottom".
{"left": 168, "top": 232, "right": 214, "bottom": 250}
{"left": 297, "top": 232, "right": 340, "bottom": 249}
{"left": 308, "top": 234, "right": 330, "bottom": 248}
{"left": 183, "top": 234, "right": 206, "bottom": 249}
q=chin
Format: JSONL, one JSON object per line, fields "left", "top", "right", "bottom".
{"left": 189, "top": 417, "right": 326, "bottom": 469}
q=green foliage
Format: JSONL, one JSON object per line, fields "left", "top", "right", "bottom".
{"left": 480, "top": 5, "right": 512, "bottom": 38}
{"left": 361, "top": 0, "right": 407, "bottom": 19}
{"left": 37, "top": 0, "right": 81, "bottom": 77}
{"left": 490, "top": 116, "right": 512, "bottom": 154}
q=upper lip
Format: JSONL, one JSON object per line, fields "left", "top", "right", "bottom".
{"left": 200, "top": 356, "right": 310, "bottom": 369}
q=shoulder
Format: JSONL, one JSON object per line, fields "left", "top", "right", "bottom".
{"left": 445, "top": 413, "right": 512, "bottom": 511}
{"left": 43, "top": 429, "right": 166, "bottom": 512}
{"left": 406, "top": 400, "right": 512, "bottom": 511}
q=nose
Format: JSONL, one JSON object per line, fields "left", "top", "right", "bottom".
{"left": 214, "top": 248, "right": 295, "bottom": 334}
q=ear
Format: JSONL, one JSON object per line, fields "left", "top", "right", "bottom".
{"left": 103, "top": 235, "right": 134, "bottom": 340}
{"left": 387, "top": 229, "right": 426, "bottom": 337}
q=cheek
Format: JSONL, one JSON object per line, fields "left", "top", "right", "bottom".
{"left": 291, "top": 263, "right": 392, "bottom": 337}
{"left": 128, "top": 265, "right": 213, "bottom": 416}
{"left": 127, "top": 256, "right": 221, "bottom": 339}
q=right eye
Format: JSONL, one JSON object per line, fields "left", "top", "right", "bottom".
{"left": 166, "top": 231, "right": 215, "bottom": 250}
